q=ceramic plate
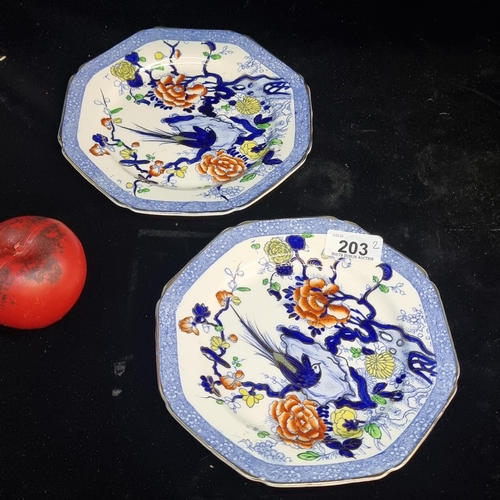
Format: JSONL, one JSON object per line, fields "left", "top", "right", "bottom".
{"left": 156, "top": 217, "right": 459, "bottom": 487}
{"left": 59, "top": 28, "right": 312, "bottom": 216}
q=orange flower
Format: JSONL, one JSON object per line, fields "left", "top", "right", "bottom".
{"left": 89, "top": 143, "right": 110, "bottom": 156}
{"left": 293, "top": 278, "right": 350, "bottom": 328}
{"left": 101, "top": 117, "right": 112, "bottom": 129}
{"left": 220, "top": 370, "right": 244, "bottom": 390}
{"left": 154, "top": 74, "right": 207, "bottom": 108}
{"left": 178, "top": 316, "right": 199, "bottom": 335}
{"left": 215, "top": 290, "right": 233, "bottom": 306}
{"left": 196, "top": 150, "right": 246, "bottom": 183}
{"left": 228, "top": 334, "right": 238, "bottom": 343}
{"left": 270, "top": 394, "right": 327, "bottom": 449}
{"left": 149, "top": 160, "right": 165, "bottom": 177}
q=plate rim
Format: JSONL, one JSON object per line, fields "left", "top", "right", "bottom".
{"left": 155, "top": 216, "right": 460, "bottom": 487}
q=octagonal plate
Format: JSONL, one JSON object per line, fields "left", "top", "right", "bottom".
{"left": 155, "top": 217, "right": 459, "bottom": 487}
{"left": 59, "top": 28, "right": 312, "bottom": 216}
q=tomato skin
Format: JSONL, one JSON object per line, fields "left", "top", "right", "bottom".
{"left": 0, "top": 216, "right": 87, "bottom": 329}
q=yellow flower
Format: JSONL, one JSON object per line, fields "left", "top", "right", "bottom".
{"left": 365, "top": 351, "right": 395, "bottom": 379}
{"left": 166, "top": 165, "right": 188, "bottom": 178}
{"left": 331, "top": 408, "right": 363, "bottom": 438}
{"left": 240, "top": 140, "right": 268, "bottom": 160}
{"left": 154, "top": 52, "right": 164, "bottom": 60}
{"left": 264, "top": 238, "right": 293, "bottom": 265}
{"left": 175, "top": 166, "right": 188, "bottom": 178}
{"left": 110, "top": 60, "right": 137, "bottom": 81}
{"left": 210, "top": 336, "right": 230, "bottom": 351}
{"left": 113, "top": 117, "right": 122, "bottom": 124}
{"left": 231, "top": 296, "right": 241, "bottom": 305}
{"left": 120, "top": 149, "right": 138, "bottom": 160}
{"left": 235, "top": 96, "right": 261, "bottom": 115}
{"left": 126, "top": 182, "right": 133, "bottom": 189}
{"left": 239, "top": 388, "right": 264, "bottom": 408}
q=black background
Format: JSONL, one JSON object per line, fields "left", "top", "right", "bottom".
{"left": 1, "top": 1, "right": 499, "bottom": 498}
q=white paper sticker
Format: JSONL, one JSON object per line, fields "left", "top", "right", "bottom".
{"left": 323, "top": 230, "right": 383, "bottom": 262}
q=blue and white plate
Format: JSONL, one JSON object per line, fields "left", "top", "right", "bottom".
{"left": 59, "top": 28, "right": 312, "bottom": 215}
{"left": 155, "top": 217, "right": 459, "bottom": 487}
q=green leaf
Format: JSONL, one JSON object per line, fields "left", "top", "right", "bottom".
{"left": 211, "top": 53, "right": 222, "bottom": 60}
{"left": 297, "top": 451, "right": 320, "bottom": 461}
{"left": 251, "top": 243, "right": 261, "bottom": 250}
{"left": 262, "top": 278, "right": 269, "bottom": 286}
{"left": 203, "top": 51, "right": 210, "bottom": 56}
{"left": 133, "top": 94, "right": 144, "bottom": 100}
{"left": 379, "top": 284, "right": 390, "bottom": 293}
{"left": 269, "top": 138, "right": 283, "bottom": 146}
{"left": 126, "top": 95, "right": 132, "bottom": 101}
{"left": 110, "top": 107, "right": 123, "bottom": 114}
{"left": 271, "top": 282, "right": 281, "bottom": 292}
{"left": 240, "top": 172, "right": 257, "bottom": 182}
{"left": 302, "top": 233, "right": 313, "bottom": 238}
{"left": 152, "top": 65, "right": 164, "bottom": 71}
{"left": 215, "top": 325, "right": 224, "bottom": 331}
{"left": 221, "top": 104, "right": 231, "bottom": 111}
{"left": 139, "top": 56, "right": 147, "bottom": 62}
{"left": 373, "top": 275, "right": 380, "bottom": 283}
{"left": 216, "top": 399, "right": 224, "bottom": 405}
{"left": 236, "top": 287, "right": 251, "bottom": 292}
{"left": 117, "top": 141, "right": 123, "bottom": 147}
{"left": 350, "top": 347, "right": 362, "bottom": 359}
{"left": 371, "top": 394, "right": 387, "bottom": 405}
{"left": 232, "top": 356, "right": 238, "bottom": 361}
{"left": 235, "top": 363, "right": 241, "bottom": 367}
{"left": 257, "top": 431, "right": 270, "bottom": 438}
{"left": 365, "top": 423, "right": 382, "bottom": 439}
{"left": 256, "top": 122, "right": 271, "bottom": 129}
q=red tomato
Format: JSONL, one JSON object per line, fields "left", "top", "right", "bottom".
{"left": 0, "top": 216, "right": 87, "bottom": 329}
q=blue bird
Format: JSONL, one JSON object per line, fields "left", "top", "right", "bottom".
{"left": 232, "top": 308, "right": 322, "bottom": 398}
{"left": 117, "top": 123, "right": 218, "bottom": 149}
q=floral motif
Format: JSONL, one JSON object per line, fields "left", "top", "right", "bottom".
{"left": 270, "top": 394, "right": 327, "bottom": 449}
{"left": 236, "top": 96, "right": 261, "bottom": 115}
{"left": 89, "top": 40, "right": 288, "bottom": 198}
{"left": 216, "top": 290, "right": 233, "bottom": 306}
{"left": 240, "top": 140, "right": 267, "bottom": 160}
{"left": 89, "top": 143, "right": 110, "bottom": 156}
{"left": 264, "top": 238, "right": 293, "bottom": 265}
{"left": 331, "top": 408, "right": 363, "bottom": 439}
{"left": 210, "top": 336, "right": 230, "bottom": 351}
{"left": 179, "top": 316, "right": 199, "bottom": 335}
{"left": 149, "top": 160, "right": 166, "bottom": 177}
{"left": 293, "top": 278, "right": 350, "bottom": 328}
{"left": 175, "top": 224, "right": 440, "bottom": 465}
{"left": 196, "top": 150, "right": 246, "bottom": 183}
{"left": 165, "top": 165, "right": 187, "bottom": 178}
{"left": 286, "top": 235, "right": 306, "bottom": 251}
{"left": 101, "top": 117, "right": 113, "bottom": 129}
{"left": 239, "top": 388, "right": 264, "bottom": 408}
{"left": 220, "top": 370, "right": 245, "bottom": 390}
{"left": 365, "top": 351, "right": 395, "bottom": 379}
{"left": 120, "top": 149, "right": 138, "bottom": 160}
{"left": 110, "top": 60, "right": 137, "bottom": 82}
{"left": 154, "top": 74, "right": 207, "bottom": 108}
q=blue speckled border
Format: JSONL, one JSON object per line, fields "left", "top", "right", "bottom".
{"left": 60, "top": 28, "right": 312, "bottom": 215}
{"left": 156, "top": 217, "right": 459, "bottom": 486}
